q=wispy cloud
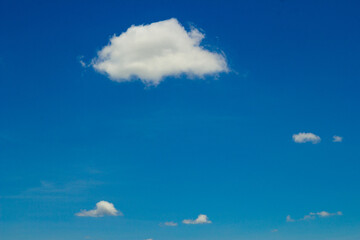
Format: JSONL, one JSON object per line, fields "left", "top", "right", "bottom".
{"left": 75, "top": 201, "right": 122, "bottom": 217}
{"left": 80, "top": 60, "right": 86, "bottom": 67}
{"left": 332, "top": 135, "right": 343, "bottom": 142}
{"left": 292, "top": 132, "right": 321, "bottom": 144}
{"left": 1, "top": 180, "right": 102, "bottom": 200}
{"left": 183, "top": 214, "right": 212, "bottom": 224}
{"left": 91, "top": 18, "right": 228, "bottom": 85}
{"left": 78, "top": 55, "right": 89, "bottom": 68}
{"left": 161, "top": 221, "right": 178, "bottom": 227}
{"left": 287, "top": 211, "right": 342, "bottom": 222}
{"left": 286, "top": 215, "right": 295, "bottom": 222}
{"left": 309, "top": 211, "right": 343, "bottom": 218}
{"left": 28, "top": 180, "right": 100, "bottom": 194}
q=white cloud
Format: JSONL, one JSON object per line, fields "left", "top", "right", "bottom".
{"left": 287, "top": 211, "right": 342, "bottom": 222}
{"left": 78, "top": 55, "right": 88, "bottom": 68}
{"left": 91, "top": 18, "right": 228, "bottom": 85}
{"left": 333, "top": 135, "right": 343, "bottom": 142}
{"left": 75, "top": 201, "right": 122, "bottom": 217}
{"left": 310, "top": 211, "right": 343, "bottom": 218}
{"left": 80, "top": 60, "right": 86, "bottom": 67}
{"left": 292, "top": 132, "right": 321, "bottom": 144}
{"left": 271, "top": 229, "right": 279, "bottom": 232}
{"left": 286, "top": 215, "right": 295, "bottom": 222}
{"left": 163, "top": 221, "right": 178, "bottom": 227}
{"left": 183, "top": 214, "right": 212, "bottom": 224}
{"left": 301, "top": 214, "right": 316, "bottom": 220}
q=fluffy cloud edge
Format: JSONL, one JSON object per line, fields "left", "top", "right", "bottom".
{"left": 182, "top": 214, "right": 212, "bottom": 224}
{"left": 75, "top": 201, "right": 122, "bottom": 217}
{"left": 292, "top": 132, "right": 321, "bottom": 144}
{"left": 91, "top": 18, "right": 228, "bottom": 85}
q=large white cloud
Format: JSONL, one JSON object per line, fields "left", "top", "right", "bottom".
{"left": 75, "top": 201, "right": 122, "bottom": 217}
{"left": 183, "top": 214, "right": 212, "bottom": 224}
{"left": 292, "top": 132, "right": 321, "bottom": 144}
{"left": 91, "top": 18, "right": 228, "bottom": 85}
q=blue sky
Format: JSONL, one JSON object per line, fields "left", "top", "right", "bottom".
{"left": 1, "top": 0, "right": 360, "bottom": 239}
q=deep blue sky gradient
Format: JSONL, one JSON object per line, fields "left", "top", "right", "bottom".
{"left": 1, "top": 0, "right": 360, "bottom": 239}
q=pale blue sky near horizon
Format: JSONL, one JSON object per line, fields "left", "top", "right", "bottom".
{"left": 0, "top": 0, "right": 360, "bottom": 240}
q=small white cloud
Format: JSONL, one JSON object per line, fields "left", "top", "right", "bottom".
{"left": 286, "top": 215, "right": 295, "bottom": 222}
{"left": 163, "top": 221, "right": 178, "bottom": 227}
{"left": 292, "top": 132, "right": 321, "bottom": 144}
{"left": 301, "top": 214, "right": 316, "bottom": 221}
{"left": 92, "top": 18, "right": 228, "bottom": 85}
{"left": 271, "top": 229, "right": 279, "bottom": 232}
{"left": 288, "top": 211, "right": 342, "bottom": 222}
{"left": 75, "top": 201, "right": 122, "bottom": 217}
{"left": 183, "top": 214, "right": 212, "bottom": 224}
{"left": 80, "top": 60, "right": 86, "bottom": 67}
{"left": 310, "top": 211, "right": 343, "bottom": 218}
{"left": 332, "top": 135, "right": 343, "bottom": 142}
{"left": 79, "top": 56, "right": 88, "bottom": 68}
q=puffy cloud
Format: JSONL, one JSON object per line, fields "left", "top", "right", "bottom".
{"left": 163, "top": 221, "right": 178, "bottom": 227}
{"left": 75, "top": 201, "right": 122, "bottom": 217}
{"left": 271, "top": 229, "right": 279, "bottom": 232}
{"left": 183, "top": 214, "right": 212, "bottom": 224}
{"left": 292, "top": 132, "right": 321, "bottom": 144}
{"left": 91, "top": 18, "right": 228, "bottom": 85}
{"left": 333, "top": 135, "right": 343, "bottom": 142}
